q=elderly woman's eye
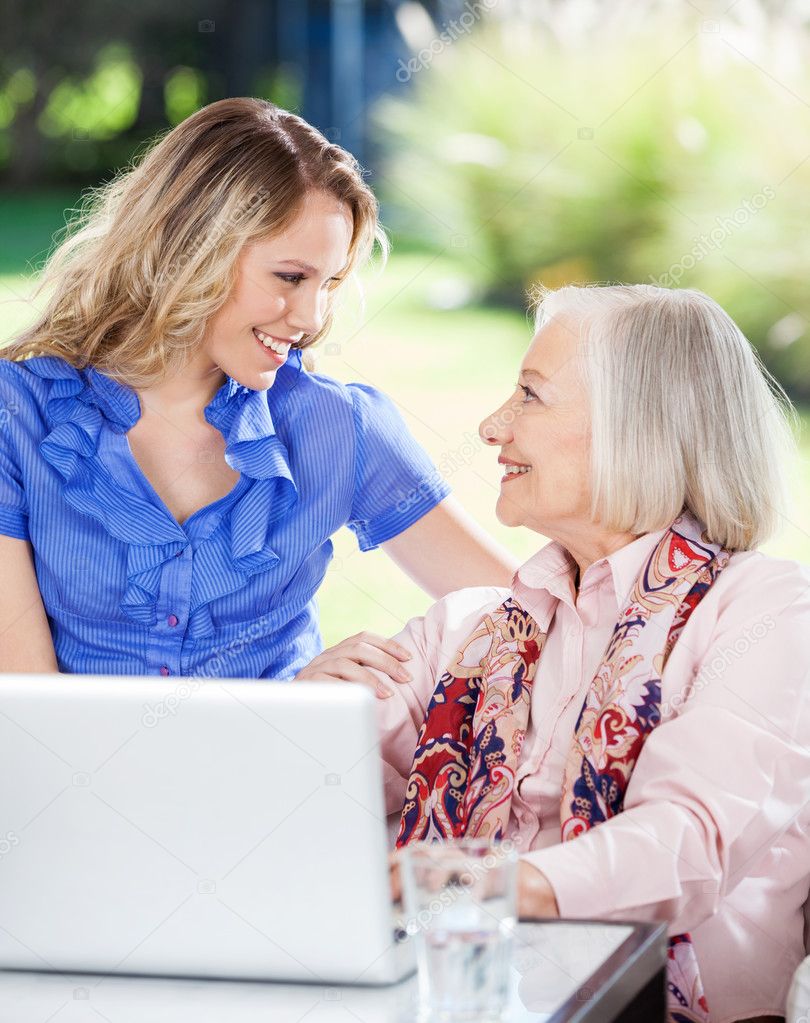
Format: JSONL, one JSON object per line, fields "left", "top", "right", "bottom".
{"left": 519, "top": 384, "right": 539, "bottom": 403}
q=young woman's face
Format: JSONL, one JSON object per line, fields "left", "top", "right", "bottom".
{"left": 201, "top": 190, "right": 353, "bottom": 390}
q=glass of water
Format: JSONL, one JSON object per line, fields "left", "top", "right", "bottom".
{"left": 400, "top": 838, "right": 518, "bottom": 1022}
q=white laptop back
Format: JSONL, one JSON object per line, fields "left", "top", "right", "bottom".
{"left": 0, "top": 674, "right": 412, "bottom": 984}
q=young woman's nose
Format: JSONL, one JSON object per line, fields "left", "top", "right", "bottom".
{"left": 286, "top": 285, "right": 326, "bottom": 337}
{"left": 479, "top": 402, "right": 514, "bottom": 446}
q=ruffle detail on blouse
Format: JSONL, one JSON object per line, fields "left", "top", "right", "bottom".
{"left": 27, "top": 354, "right": 301, "bottom": 630}
{"left": 186, "top": 359, "right": 301, "bottom": 636}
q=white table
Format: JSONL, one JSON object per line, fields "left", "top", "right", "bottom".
{"left": 0, "top": 920, "right": 667, "bottom": 1022}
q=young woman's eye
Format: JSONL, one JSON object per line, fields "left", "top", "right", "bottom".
{"left": 275, "top": 272, "right": 305, "bottom": 285}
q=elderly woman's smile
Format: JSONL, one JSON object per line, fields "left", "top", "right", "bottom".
{"left": 499, "top": 458, "right": 532, "bottom": 482}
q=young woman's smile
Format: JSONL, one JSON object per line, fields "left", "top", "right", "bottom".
{"left": 251, "top": 328, "right": 297, "bottom": 366}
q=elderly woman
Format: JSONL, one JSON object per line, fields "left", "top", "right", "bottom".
{"left": 298, "top": 284, "right": 810, "bottom": 1023}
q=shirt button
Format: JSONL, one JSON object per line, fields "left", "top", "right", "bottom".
{"left": 159, "top": 666, "right": 170, "bottom": 676}
{"left": 167, "top": 614, "right": 179, "bottom": 627}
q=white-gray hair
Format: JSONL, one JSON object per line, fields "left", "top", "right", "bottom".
{"left": 533, "top": 283, "right": 796, "bottom": 551}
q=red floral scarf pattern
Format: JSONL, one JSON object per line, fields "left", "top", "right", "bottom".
{"left": 396, "top": 514, "right": 730, "bottom": 1023}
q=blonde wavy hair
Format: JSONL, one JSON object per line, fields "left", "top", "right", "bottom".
{"left": 3, "top": 98, "right": 386, "bottom": 386}
{"left": 534, "top": 283, "right": 796, "bottom": 551}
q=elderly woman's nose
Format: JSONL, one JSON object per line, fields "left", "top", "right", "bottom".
{"left": 479, "top": 405, "right": 511, "bottom": 446}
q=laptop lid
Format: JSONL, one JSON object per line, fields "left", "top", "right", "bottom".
{"left": 0, "top": 674, "right": 410, "bottom": 985}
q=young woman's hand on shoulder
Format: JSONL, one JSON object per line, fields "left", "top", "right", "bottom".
{"left": 294, "top": 631, "right": 412, "bottom": 697}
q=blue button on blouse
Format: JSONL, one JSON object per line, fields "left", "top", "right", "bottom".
{"left": 0, "top": 351, "right": 450, "bottom": 678}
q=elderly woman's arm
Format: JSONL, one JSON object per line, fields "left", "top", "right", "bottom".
{"left": 520, "top": 566, "right": 810, "bottom": 936}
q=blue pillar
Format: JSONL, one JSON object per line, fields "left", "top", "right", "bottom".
{"left": 330, "top": 0, "right": 364, "bottom": 160}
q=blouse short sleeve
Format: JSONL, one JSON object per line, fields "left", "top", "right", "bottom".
{"left": 346, "top": 383, "right": 450, "bottom": 551}
{"left": 0, "top": 372, "right": 29, "bottom": 541}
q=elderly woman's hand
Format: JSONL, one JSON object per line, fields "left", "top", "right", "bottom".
{"left": 294, "top": 631, "right": 413, "bottom": 697}
{"left": 388, "top": 853, "right": 559, "bottom": 916}
{"left": 517, "top": 861, "right": 560, "bottom": 919}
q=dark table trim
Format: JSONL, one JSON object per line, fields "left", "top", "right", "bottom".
{"left": 518, "top": 918, "right": 668, "bottom": 1023}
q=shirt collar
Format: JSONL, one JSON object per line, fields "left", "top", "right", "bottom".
{"left": 83, "top": 369, "right": 248, "bottom": 430}
{"left": 514, "top": 528, "right": 667, "bottom": 612}
{"left": 81, "top": 348, "right": 303, "bottom": 432}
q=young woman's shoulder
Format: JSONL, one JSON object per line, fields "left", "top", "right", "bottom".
{"left": 0, "top": 355, "right": 37, "bottom": 390}
{"left": 280, "top": 362, "right": 385, "bottom": 409}
{"left": 0, "top": 354, "right": 80, "bottom": 402}
{"left": 0, "top": 356, "right": 70, "bottom": 432}
{"left": 273, "top": 363, "right": 449, "bottom": 549}
{"left": 273, "top": 362, "right": 424, "bottom": 452}
{"left": 303, "top": 370, "right": 424, "bottom": 449}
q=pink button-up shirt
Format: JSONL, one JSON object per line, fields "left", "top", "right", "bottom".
{"left": 375, "top": 529, "right": 810, "bottom": 1022}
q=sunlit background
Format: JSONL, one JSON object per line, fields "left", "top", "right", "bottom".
{"left": 1, "top": 0, "right": 808, "bottom": 645}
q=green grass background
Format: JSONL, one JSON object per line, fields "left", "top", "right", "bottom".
{"left": 1, "top": 191, "right": 808, "bottom": 646}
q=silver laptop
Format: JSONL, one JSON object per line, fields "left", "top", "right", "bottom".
{"left": 0, "top": 674, "right": 413, "bottom": 985}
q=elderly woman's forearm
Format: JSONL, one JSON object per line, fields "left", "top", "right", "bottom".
{"left": 520, "top": 704, "right": 810, "bottom": 933}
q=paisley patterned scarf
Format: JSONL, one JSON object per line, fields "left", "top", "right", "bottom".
{"left": 396, "top": 513, "right": 730, "bottom": 1023}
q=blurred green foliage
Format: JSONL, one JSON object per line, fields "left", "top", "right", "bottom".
{"left": 375, "top": 10, "right": 810, "bottom": 398}
{"left": 38, "top": 45, "right": 141, "bottom": 141}
{"left": 0, "top": 0, "right": 304, "bottom": 186}
{"left": 0, "top": 68, "right": 36, "bottom": 127}
{"left": 164, "top": 67, "right": 208, "bottom": 126}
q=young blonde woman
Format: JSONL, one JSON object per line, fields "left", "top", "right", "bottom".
{"left": 0, "top": 97, "right": 515, "bottom": 679}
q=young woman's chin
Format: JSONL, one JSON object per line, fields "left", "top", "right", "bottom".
{"left": 233, "top": 367, "right": 280, "bottom": 392}
{"left": 214, "top": 348, "right": 285, "bottom": 392}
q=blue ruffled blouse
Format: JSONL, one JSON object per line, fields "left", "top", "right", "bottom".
{"left": 0, "top": 351, "right": 449, "bottom": 678}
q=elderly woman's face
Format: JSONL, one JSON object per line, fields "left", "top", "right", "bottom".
{"left": 479, "top": 318, "right": 591, "bottom": 536}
